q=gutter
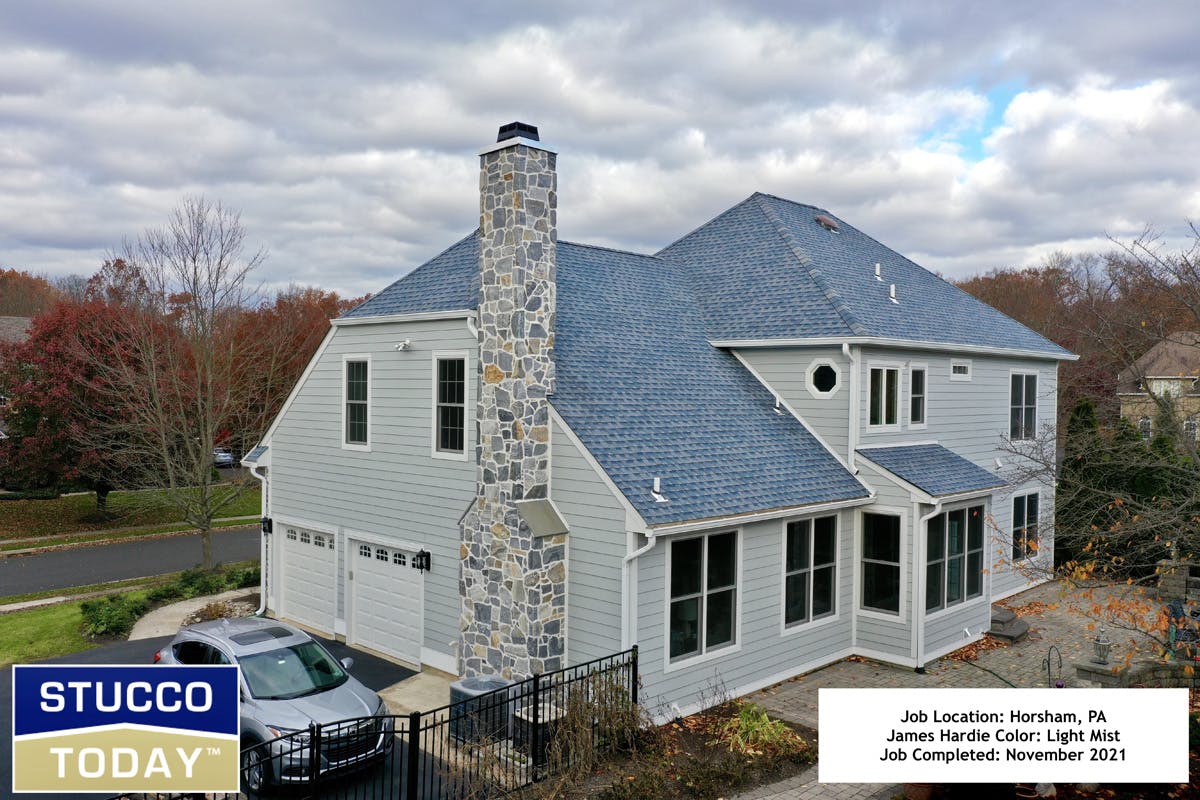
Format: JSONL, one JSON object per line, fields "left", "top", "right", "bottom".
{"left": 248, "top": 463, "right": 269, "bottom": 616}
{"left": 621, "top": 530, "right": 658, "bottom": 650}
{"left": 843, "top": 343, "right": 859, "bottom": 472}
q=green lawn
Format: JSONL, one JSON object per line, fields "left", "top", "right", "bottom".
{"left": 0, "top": 600, "right": 97, "bottom": 666}
{"left": 0, "top": 485, "right": 261, "bottom": 541}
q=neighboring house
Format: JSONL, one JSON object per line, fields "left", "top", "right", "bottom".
{"left": 1117, "top": 333, "right": 1200, "bottom": 441}
{"left": 0, "top": 316, "right": 32, "bottom": 438}
{"left": 246, "top": 123, "right": 1074, "bottom": 719}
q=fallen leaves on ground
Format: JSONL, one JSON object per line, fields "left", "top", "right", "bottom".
{"left": 945, "top": 634, "right": 1009, "bottom": 662}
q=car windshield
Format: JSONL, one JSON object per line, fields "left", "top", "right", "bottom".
{"left": 238, "top": 641, "right": 349, "bottom": 700}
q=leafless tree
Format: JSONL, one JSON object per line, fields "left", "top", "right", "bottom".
{"left": 74, "top": 197, "right": 266, "bottom": 569}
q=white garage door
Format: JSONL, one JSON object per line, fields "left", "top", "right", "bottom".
{"left": 350, "top": 542, "right": 423, "bottom": 666}
{"left": 279, "top": 526, "right": 337, "bottom": 633}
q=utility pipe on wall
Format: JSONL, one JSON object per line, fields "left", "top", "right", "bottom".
{"left": 249, "top": 463, "right": 270, "bottom": 616}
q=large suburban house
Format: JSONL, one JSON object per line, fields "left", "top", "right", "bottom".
{"left": 1117, "top": 332, "right": 1200, "bottom": 441}
{"left": 245, "top": 123, "right": 1074, "bottom": 719}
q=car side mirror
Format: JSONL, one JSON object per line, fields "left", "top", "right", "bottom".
{"left": 341, "top": 657, "right": 355, "bottom": 671}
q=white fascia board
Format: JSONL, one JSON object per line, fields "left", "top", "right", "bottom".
{"left": 478, "top": 137, "right": 558, "bottom": 156}
{"left": 332, "top": 310, "right": 472, "bottom": 326}
{"left": 647, "top": 494, "right": 875, "bottom": 537}
{"left": 257, "top": 325, "right": 337, "bottom": 447}
{"left": 549, "top": 406, "right": 648, "bottom": 532}
{"left": 711, "top": 336, "right": 1078, "bottom": 362}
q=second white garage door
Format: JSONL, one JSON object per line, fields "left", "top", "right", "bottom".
{"left": 349, "top": 542, "right": 423, "bottom": 666}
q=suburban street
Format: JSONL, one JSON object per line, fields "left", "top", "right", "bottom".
{"left": 0, "top": 525, "right": 261, "bottom": 597}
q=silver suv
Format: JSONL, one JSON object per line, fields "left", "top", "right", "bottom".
{"left": 154, "top": 617, "right": 392, "bottom": 791}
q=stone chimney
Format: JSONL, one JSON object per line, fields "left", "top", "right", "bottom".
{"left": 459, "top": 122, "right": 566, "bottom": 678}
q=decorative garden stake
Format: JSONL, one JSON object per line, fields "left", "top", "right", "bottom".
{"left": 1042, "top": 645, "right": 1065, "bottom": 688}
{"left": 1091, "top": 628, "right": 1112, "bottom": 665}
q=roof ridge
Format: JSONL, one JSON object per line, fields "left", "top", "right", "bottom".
{"left": 752, "top": 194, "right": 868, "bottom": 337}
{"left": 560, "top": 239, "right": 661, "bottom": 259}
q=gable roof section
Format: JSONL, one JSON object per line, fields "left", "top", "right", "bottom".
{"left": 1118, "top": 332, "right": 1200, "bottom": 391}
{"left": 552, "top": 242, "right": 869, "bottom": 526}
{"left": 341, "top": 233, "right": 479, "bottom": 318}
{"left": 856, "top": 444, "right": 1005, "bottom": 498}
{"left": 659, "top": 194, "right": 1073, "bottom": 359}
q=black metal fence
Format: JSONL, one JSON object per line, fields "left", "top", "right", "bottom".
{"left": 111, "top": 646, "right": 638, "bottom": 800}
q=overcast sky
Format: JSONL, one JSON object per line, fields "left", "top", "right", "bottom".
{"left": 2, "top": 1, "right": 1199, "bottom": 297}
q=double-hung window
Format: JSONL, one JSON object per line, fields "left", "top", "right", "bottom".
{"left": 435, "top": 356, "right": 466, "bottom": 455}
{"left": 1012, "top": 493, "right": 1039, "bottom": 561}
{"left": 910, "top": 366, "right": 926, "bottom": 426}
{"left": 869, "top": 367, "right": 899, "bottom": 428}
{"left": 343, "top": 357, "right": 369, "bottom": 448}
{"left": 861, "top": 513, "right": 901, "bottom": 614}
{"left": 784, "top": 516, "right": 836, "bottom": 627}
{"left": 1010, "top": 373, "right": 1037, "bottom": 440}
{"left": 925, "top": 505, "right": 984, "bottom": 612}
{"left": 669, "top": 532, "right": 737, "bottom": 661}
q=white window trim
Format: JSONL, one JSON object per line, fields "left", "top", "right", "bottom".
{"left": 950, "top": 359, "right": 973, "bottom": 382}
{"left": 780, "top": 514, "right": 841, "bottom": 637}
{"left": 1011, "top": 491, "right": 1040, "bottom": 563}
{"left": 431, "top": 350, "right": 469, "bottom": 461}
{"left": 908, "top": 362, "right": 928, "bottom": 430}
{"left": 662, "top": 528, "right": 743, "bottom": 674}
{"left": 1009, "top": 368, "right": 1040, "bottom": 441}
{"left": 805, "top": 358, "right": 842, "bottom": 399}
{"left": 856, "top": 507, "right": 907, "bottom": 621}
{"left": 866, "top": 361, "right": 903, "bottom": 431}
{"left": 341, "top": 354, "right": 371, "bottom": 452}
{"left": 923, "top": 500, "right": 990, "bottom": 620}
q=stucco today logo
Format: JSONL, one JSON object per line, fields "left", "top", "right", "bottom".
{"left": 11, "top": 664, "right": 239, "bottom": 793}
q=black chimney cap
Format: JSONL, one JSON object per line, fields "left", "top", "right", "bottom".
{"left": 497, "top": 121, "right": 539, "bottom": 142}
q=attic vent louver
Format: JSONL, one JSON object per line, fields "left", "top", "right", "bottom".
{"left": 814, "top": 214, "right": 839, "bottom": 232}
{"left": 496, "top": 121, "right": 539, "bottom": 142}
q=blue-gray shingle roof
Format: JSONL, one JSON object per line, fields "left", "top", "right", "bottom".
{"left": 552, "top": 242, "right": 868, "bottom": 526}
{"left": 341, "top": 232, "right": 479, "bottom": 318}
{"left": 856, "top": 444, "right": 1005, "bottom": 498}
{"left": 658, "top": 193, "right": 1073, "bottom": 358}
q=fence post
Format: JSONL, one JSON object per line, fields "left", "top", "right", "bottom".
{"left": 406, "top": 710, "right": 421, "bottom": 800}
{"left": 630, "top": 645, "right": 639, "bottom": 707}
{"left": 531, "top": 672, "right": 543, "bottom": 780}
{"left": 307, "top": 722, "right": 321, "bottom": 785}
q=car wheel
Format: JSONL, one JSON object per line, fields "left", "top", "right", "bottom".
{"left": 241, "top": 743, "right": 272, "bottom": 795}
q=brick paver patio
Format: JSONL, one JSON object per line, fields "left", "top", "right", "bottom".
{"left": 732, "top": 580, "right": 1165, "bottom": 799}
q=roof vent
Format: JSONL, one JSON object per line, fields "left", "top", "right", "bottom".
{"left": 774, "top": 397, "right": 784, "bottom": 415}
{"left": 496, "top": 121, "right": 539, "bottom": 143}
{"left": 650, "top": 476, "right": 669, "bottom": 503}
{"left": 815, "top": 214, "right": 839, "bottom": 232}
{"left": 874, "top": 262, "right": 882, "bottom": 281}
{"left": 889, "top": 283, "right": 899, "bottom": 305}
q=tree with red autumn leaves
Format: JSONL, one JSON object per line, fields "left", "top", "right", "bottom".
{"left": 0, "top": 298, "right": 127, "bottom": 509}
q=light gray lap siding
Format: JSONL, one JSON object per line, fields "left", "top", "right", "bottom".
{"left": 635, "top": 510, "right": 856, "bottom": 718}
{"left": 549, "top": 417, "right": 628, "bottom": 665}
{"left": 268, "top": 318, "right": 476, "bottom": 661}
{"left": 738, "top": 347, "right": 849, "bottom": 457}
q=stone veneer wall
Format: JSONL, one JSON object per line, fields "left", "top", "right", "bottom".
{"left": 459, "top": 139, "right": 567, "bottom": 679}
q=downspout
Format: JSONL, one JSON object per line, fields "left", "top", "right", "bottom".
{"left": 913, "top": 498, "right": 944, "bottom": 672}
{"left": 621, "top": 531, "right": 657, "bottom": 651}
{"left": 843, "top": 343, "right": 858, "bottom": 472}
{"left": 249, "top": 463, "right": 269, "bottom": 616}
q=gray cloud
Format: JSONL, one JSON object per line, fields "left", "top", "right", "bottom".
{"left": 1, "top": 1, "right": 1199, "bottom": 297}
